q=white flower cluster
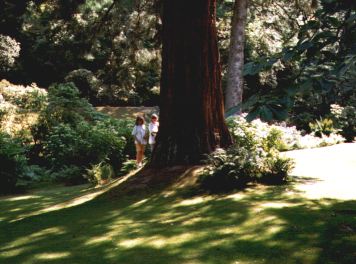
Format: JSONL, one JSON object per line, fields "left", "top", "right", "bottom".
{"left": 1, "top": 82, "right": 47, "bottom": 98}
{"left": 0, "top": 80, "right": 46, "bottom": 135}
{"left": 0, "top": 80, "right": 47, "bottom": 106}
{"left": 0, "top": 35, "right": 20, "bottom": 70}
{"left": 229, "top": 114, "right": 345, "bottom": 151}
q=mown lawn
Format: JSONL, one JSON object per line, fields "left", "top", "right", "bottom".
{"left": 1, "top": 172, "right": 356, "bottom": 264}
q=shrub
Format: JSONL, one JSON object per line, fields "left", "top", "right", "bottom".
{"left": 86, "top": 162, "right": 115, "bottom": 185}
{"left": 30, "top": 82, "right": 133, "bottom": 184}
{"left": 0, "top": 132, "right": 27, "bottom": 194}
{"left": 20, "top": 165, "right": 51, "bottom": 183}
{"left": 31, "top": 82, "right": 94, "bottom": 143}
{"left": 228, "top": 114, "right": 344, "bottom": 151}
{"left": 42, "top": 123, "right": 88, "bottom": 168}
{"left": 263, "top": 127, "right": 289, "bottom": 152}
{"left": 119, "top": 159, "right": 138, "bottom": 175}
{"left": 309, "top": 118, "right": 337, "bottom": 137}
{"left": 200, "top": 147, "right": 264, "bottom": 193}
{"left": 65, "top": 69, "right": 102, "bottom": 104}
{"left": 50, "top": 166, "right": 85, "bottom": 186}
{"left": 0, "top": 81, "right": 47, "bottom": 111}
{"left": 43, "top": 82, "right": 94, "bottom": 126}
{"left": 260, "top": 156, "right": 295, "bottom": 184}
{"left": 0, "top": 35, "right": 20, "bottom": 71}
{"left": 92, "top": 117, "right": 133, "bottom": 160}
{"left": 331, "top": 104, "right": 356, "bottom": 142}
{"left": 0, "top": 102, "right": 10, "bottom": 122}
{"left": 42, "top": 121, "right": 126, "bottom": 170}
{"left": 200, "top": 115, "right": 297, "bottom": 193}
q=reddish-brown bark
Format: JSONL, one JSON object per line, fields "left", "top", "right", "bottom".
{"left": 150, "top": 0, "right": 232, "bottom": 167}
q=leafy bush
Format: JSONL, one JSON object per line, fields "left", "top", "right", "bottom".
{"left": 309, "top": 118, "right": 337, "bottom": 137}
{"left": 42, "top": 121, "right": 126, "bottom": 170}
{"left": 0, "top": 81, "right": 47, "bottom": 111}
{"left": 331, "top": 104, "right": 356, "bottom": 142}
{"left": 0, "top": 102, "right": 10, "bottom": 122}
{"left": 263, "top": 127, "right": 289, "bottom": 152}
{"left": 200, "top": 116, "right": 305, "bottom": 193}
{"left": 20, "top": 165, "right": 51, "bottom": 183}
{"left": 260, "top": 156, "right": 295, "bottom": 184}
{"left": 86, "top": 162, "right": 115, "bottom": 185}
{"left": 28, "top": 82, "right": 135, "bottom": 184}
{"left": 42, "top": 123, "right": 87, "bottom": 168}
{"left": 40, "top": 82, "right": 93, "bottom": 128}
{"left": 94, "top": 116, "right": 137, "bottom": 159}
{"left": 65, "top": 69, "right": 102, "bottom": 104}
{"left": 0, "top": 132, "right": 27, "bottom": 194}
{"left": 50, "top": 166, "right": 85, "bottom": 186}
{"left": 0, "top": 35, "right": 20, "bottom": 71}
{"left": 31, "top": 82, "right": 93, "bottom": 144}
{"left": 200, "top": 147, "right": 265, "bottom": 193}
{"left": 119, "top": 159, "right": 138, "bottom": 175}
{"left": 228, "top": 114, "right": 344, "bottom": 151}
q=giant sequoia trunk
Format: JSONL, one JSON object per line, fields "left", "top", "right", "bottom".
{"left": 225, "top": 0, "right": 248, "bottom": 115}
{"left": 150, "top": 0, "right": 232, "bottom": 167}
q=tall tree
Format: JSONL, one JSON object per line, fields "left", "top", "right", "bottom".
{"left": 225, "top": 0, "right": 248, "bottom": 115}
{"left": 150, "top": 0, "right": 232, "bottom": 167}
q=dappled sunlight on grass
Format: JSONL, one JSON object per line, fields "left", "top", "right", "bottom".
{"left": 0, "top": 171, "right": 137, "bottom": 223}
{"left": 0, "top": 184, "right": 92, "bottom": 223}
{"left": 35, "top": 251, "right": 71, "bottom": 260}
{"left": 1, "top": 166, "right": 356, "bottom": 263}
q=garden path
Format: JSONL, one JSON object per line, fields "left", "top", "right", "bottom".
{"left": 284, "top": 143, "right": 356, "bottom": 200}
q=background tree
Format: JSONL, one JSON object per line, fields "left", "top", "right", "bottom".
{"left": 150, "top": 0, "right": 232, "bottom": 167}
{"left": 225, "top": 0, "right": 248, "bottom": 115}
{"left": 0, "top": 0, "right": 160, "bottom": 106}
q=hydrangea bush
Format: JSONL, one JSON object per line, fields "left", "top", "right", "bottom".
{"left": 200, "top": 113, "right": 345, "bottom": 193}
{"left": 200, "top": 115, "right": 295, "bottom": 192}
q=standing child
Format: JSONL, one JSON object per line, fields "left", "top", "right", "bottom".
{"left": 132, "top": 116, "right": 147, "bottom": 167}
{"left": 148, "top": 114, "right": 159, "bottom": 152}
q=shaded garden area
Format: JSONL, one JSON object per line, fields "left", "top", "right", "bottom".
{"left": 1, "top": 1, "right": 355, "bottom": 263}
{"left": 1, "top": 168, "right": 356, "bottom": 264}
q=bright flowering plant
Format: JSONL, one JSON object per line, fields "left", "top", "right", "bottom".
{"left": 200, "top": 113, "right": 344, "bottom": 193}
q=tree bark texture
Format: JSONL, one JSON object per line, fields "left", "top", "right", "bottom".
{"left": 150, "top": 0, "right": 232, "bottom": 167}
{"left": 225, "top": 0, "right": 248, "bottom": 115}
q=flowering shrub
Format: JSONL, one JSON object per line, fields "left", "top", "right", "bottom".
{"left": 331, "top": 104, "right": 356, "bottom": 142}
{"left": 200, "top": 113, "right": 345, "bottom": 193}
{"left": 0, "top": 102, "right": 15, "bottom": 122}
{"left": 0, "top": 80, "right": 45, "bottom": 137}
{"left": 229, "top": 114, "right": 345, "bottom": 150}
{"left": 0, "top": 80, "right": 47, "bottom": 111}
{"left": 0, "top": 35, "right": 20, "bottom": 71}
{"left": 200, "top": 116, "right": 296, "bottom": 193}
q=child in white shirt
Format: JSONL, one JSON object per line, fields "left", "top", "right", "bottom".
{"left": 148, "top": 114, "right": 159, "bottom": 152}
{"left": 132, "top": 116, "right": 147, "bottom": 167}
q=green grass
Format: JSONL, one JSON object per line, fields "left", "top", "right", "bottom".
{"left": 0, "top": 176, "right": 356, "bottom": 264}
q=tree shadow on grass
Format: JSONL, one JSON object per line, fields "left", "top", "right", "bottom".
{"left": 0, "top": 169, "right": 355, "bottom": 264}
{"left": 0, "top": 184, "right": 94, "bottom": 222}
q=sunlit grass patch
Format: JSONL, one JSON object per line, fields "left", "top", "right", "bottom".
{"left": 0, "top": 174, "right": 356, "bottom": 264}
